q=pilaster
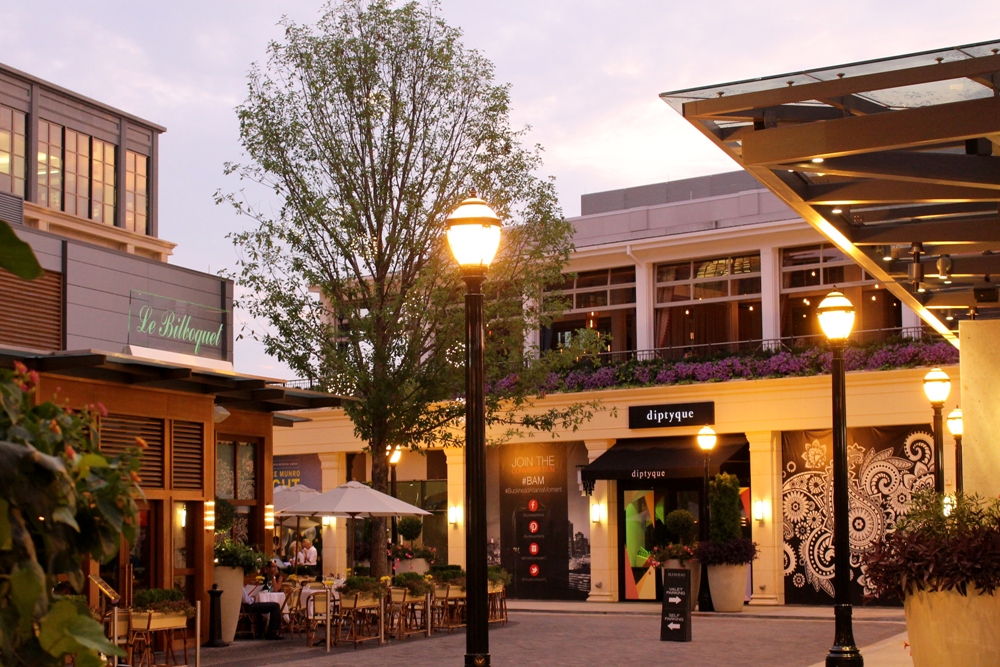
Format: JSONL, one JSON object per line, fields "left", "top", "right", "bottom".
{"left": 633, "top": 259, "right": 653, "bottom": 351}
{"left": 317, "top": 451, "right": 348, "bottom": 578}
{"left": 747, "top": 430, "right": 783, "bottom": 605}
{"left": 445, "top": 447, "right": 467, "bottom": 569}
{"left": 585, "top": 439, "right": 617, "bottom": 602}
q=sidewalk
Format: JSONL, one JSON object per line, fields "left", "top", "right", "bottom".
{"left": 506, "top": 599, "right": 912, "bottom": 667}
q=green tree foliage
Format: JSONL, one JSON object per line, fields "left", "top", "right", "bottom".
{"left": 708, "top": 473, "right": 743, "bottom": 543}
{"left": 397, "top": 516, "right": 423, "bottom": 544}
{"left": 220, "top": 0, "right": 602, "bottom": 578}
{"left": 0, "top": 364, "right": 144, "bottom": 666}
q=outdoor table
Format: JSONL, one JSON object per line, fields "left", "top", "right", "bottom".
{"left": 301, "top": 585, "right": 340, "bottom": 618}
{"left": 255, "top": 590, "right": 288, "bottom": 623}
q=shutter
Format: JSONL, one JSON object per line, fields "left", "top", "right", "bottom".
{"left": 0, "top": 268, "right": 62, "bottom": 350}
{"left": 172, "top": 420, "right": 204, "bottom": 490}
{"left": 100, "top": 415, "right": 165, "bottom": 488}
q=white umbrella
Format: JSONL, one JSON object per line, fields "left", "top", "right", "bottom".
{"left": 272, "top": 484, "right": 321, "bottom": 512}
{"left": 278, "top": 481, "right": 431, "bottom": 518}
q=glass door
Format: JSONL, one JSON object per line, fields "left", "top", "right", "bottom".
{"left": 99, "top": 502, "right": 157, "bottom": 605}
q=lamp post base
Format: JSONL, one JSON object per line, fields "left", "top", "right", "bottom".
{"left": 826, "top": 604, "right": 864, "bottom": 666}
{"left": 466, "top": 653, "right": 490, "bottom": 667}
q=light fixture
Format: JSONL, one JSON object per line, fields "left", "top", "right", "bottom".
{"left": 448, "top": 505, "right": 462, "bottom": 526}
{"left": 749, "top": 305, "right": 754, "bottom": 311}
{"left": 444, "top": 192, "right": 502, "bottom": 272}
{"left": 831, "top": 208, "right": 842, "bottom": 215}
{"left": 213, "top": 405, "right": 231, "bottom": 424}
{"left": 943, "top": 495, "right": 956, "bottom": 517}
{"left": 697, "top": 425, "right": 717, "bottom": 452}
{"left": 321, "top": 516, "right": 336, "bottom": 527}
{"left": 178, "top": 505, "right": 187, "bottom": 529}
{"left": 817, "top": 290, "right": 856, "bottom": 341}
{"left": 945, "top": 310, "right": 954, "bottom": 322}
{"left": 590, "top": 502, "right": 606, "bottom": 524}
{"left": 937, "top": 256, "right": 953, "bottom": 283}
{"left": 752, "top": 500, "right": 767, "bottom": 523}
{"left": 811, "top": 157, "right": 825, "bottom": 163}
{"left": 923, "top": 368, "right": 951, "bottom": 406}
{"left": 879, "top": 246, "right": 892, "bottom": 262}
{"left": 389, "top": 446, "right": 402, "bottom": 465}
{"left": 803, "top": 298, "right": 810, "bottom": 306}
{"left": 917, "top": 282, "right": 928, "bottom": 293}
{"left": 264, "top": 504, "right": 275, "bottom": 531}
{"left": 947, "top": 407, "right": 963, "bottom": 437}
{"left": 204, "top": 500, "right": 216, "bottom": 532}
{"left": 947, "top": 407, "right": 964, "bottom": 494}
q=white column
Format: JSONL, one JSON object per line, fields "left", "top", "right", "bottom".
{"left": 317, "top": 452, "right": 348, "bottom": 578}
{"left": 585, "top": 439, "right": 617, "bottom": 602}
{"left": 902, "top": 304, "right": 922, "bottom": 336}
{"left": 445, "top": 448, "right": 467, "bottom": 569}
{"left": 746, "top": 431, "right": 783, "bottom": 605}
{"left": 633, "top": 257, "right": 653, "bottom": 352}
{"left": 959, "top": 320, "right": 997, "bottom": 497}
{"left": 760, "top": 245, "right": 781, "bottom": 345}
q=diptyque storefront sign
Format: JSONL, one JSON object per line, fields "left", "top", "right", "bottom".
{"left": 628, "top": 402, "right": 715, "bottom": 429}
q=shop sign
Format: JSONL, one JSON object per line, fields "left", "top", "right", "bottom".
{"left": 628, "top": 402, "right": 714, "bottom": 429}
{"left": 660, "top": 568, "right": 692, "bottom": 642}
{"left": 273, "top": 454, "right": 323, "bottom": 490}
{"left": 128, "top": 291, "right": 228, "bottom": 358}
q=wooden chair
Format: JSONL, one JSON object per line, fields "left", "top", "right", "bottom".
{"left": 488, "top": 583, "right": 508, "bottom": 625}
{"left": 305, "top": 591, "right": 332, "bottom": 651}
{"left": 336, "top": 593, "right": 382, "bottom": 648}
{"left": 236, "top": 603, "right": 258, "bottom": 639}
{"left": 386, "top": 588, "right": 407, "bottom": 639}
{"left": 127, "top": 610, "right": 154, "bottom": 667}
{"left": 283, "top": 587, "right": 306, "bottom": 639}
{"left": 401, "top": 590, "right": 429, "bottom": 637}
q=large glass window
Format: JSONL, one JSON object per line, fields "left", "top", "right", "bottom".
{"left": 91, "top": 139, "right": 115, "bottom": 224}
{"left": 216, "top": 440, "right": 259, "bottom": 544}
{"left": 37, "top": 120, "right": 63, "bottom": 210}
{"left": 125, "top": 150, "right": 148, "bottom": 234}
{"left": 544, "top": 266, "right": 636, "bottom": 313}
{"left": 654, "top": 253, "right": 761, "bottom": 306}
{"left": 64, "top": 129, "right": 89, "bottom": 217}
{"left": 0, "top": 105, "right": 26, "bottom": 197}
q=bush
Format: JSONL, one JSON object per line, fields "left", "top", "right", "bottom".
{"left": 132, "top": 588, "right": 196, "bottom": 618}
{"left": 214, "top": 538, "right": 267, "bottom": 574}
{"left": 709, "top": 473, "right": 742, "bottom": 543}
{"left": 650, "top": 543, "right": 697, "bottom": 566}
{"left": 397, "top": 516, "right": 423, "bottom": 543}
{"left": 393, "top": 572, "right": 433, "bottom": 597}
{"left": 488, "top": 566, "right": 512, "bottom": 586}
{"left": 696, "top": 538, "right": 758, "bottom": 566}
{"left": 665, "top": 509, "right": 697, "bottom": 545}
{"left": 863, "top": 490, "right": 1000, "bottom": 599}
{"left": 339, "top": 576, "right": 388, "bottom": 599}
{"left": 214, "top": 497, "right": 236, "bottom": 534}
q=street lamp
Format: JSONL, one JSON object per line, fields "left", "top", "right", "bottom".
{"left": 923, "top": 368, "right": 951, "bottom": 494}
{"left": 817, "top": 290, "right": 863, "bottom": 667}
{"left": 389, "top": 446, "right": 401, "bottom": 545}
{"left": 445, "top": 191, "right": 502, "bottom": 667}
{"left": 696, "top": 425, "right": 716, "bottom": 613}
{"left": 946, "top": 408, "right": 963, "bottom": 494}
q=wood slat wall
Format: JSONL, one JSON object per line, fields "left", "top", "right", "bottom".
{"left": 0, "top": 267, "right": 62, "bottom": 350}
{"left": 172, "top": 420, "right": 204, "bottom": 491}
{"left": 100, "top": 415, "right": 165, "bottom": 488}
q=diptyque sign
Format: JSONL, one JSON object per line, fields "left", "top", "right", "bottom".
{"left": 660, "top": 568, "right": 692, "bottom": 642}
{"left": 629, "top": 402, "right": 715, "bottom": 430}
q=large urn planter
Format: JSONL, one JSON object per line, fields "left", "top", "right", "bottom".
{"left": 213, "top": 565, "right": 245, "bottom": 643}
{"left": 904, "top": 587, "right": 1000, "bottom": 667}
{"left": 662, "top": 559, "right": 701, "bottom": 604}
{"left": 706, "top": 563, "right": 748, "bottom": 613}
{"left": 395, "top": 557, "right": 430, "bottom": 575}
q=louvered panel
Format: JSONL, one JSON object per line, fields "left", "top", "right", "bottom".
{"left": 0, "top": 268, "right": 62, "bottom": 350}
{"left": 172, "top": 420, "right": 204, "bottom": 490}
{"left": 99, "top": 415, "right": 165, "bottom": 488}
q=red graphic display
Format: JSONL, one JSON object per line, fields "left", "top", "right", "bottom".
{"left": 528, "top": 499, "right": 539, "bottom": 512}
{"left": 529, "top": 542, "right": 540, "bottom": 555}
{"left": 528, "top": 520, "right": 539, "bottom": 534}
{"left": 529, "top": 564, "right": 540, "bottom": 577}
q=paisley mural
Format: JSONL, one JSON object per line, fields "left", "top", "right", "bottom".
{"left": 782, "top": 426, "right": 934, "bottom": 605}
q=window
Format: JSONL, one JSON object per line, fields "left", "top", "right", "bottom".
{"left": 125, "top": 150, "right": 148, "bottom": 234}
{"left": 0, "top": 105, "right": 26, "bottom": 197}
{"left": 780, "top": 243, "right": 863, "bottom": 291}
{"left": 38, "top": 121, "right": 63, "bottom": 210}
{"left": 654, "top": 253, "right": 761, "bottom": 305}
{"left": 91, "top": 139, "right": 115, "bottom": 224}
{"left": 545, "top": 266, "right": 636, "bottom": 312}
{"left": 64, "top": 129, "right": 89, "bottom": 217}
{"left": 216, "top": 440, "right": 259, "bottom": 544}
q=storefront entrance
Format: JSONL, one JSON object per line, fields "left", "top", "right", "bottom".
{"left": 99, "top": 502, "right": 159, "bottom": 606}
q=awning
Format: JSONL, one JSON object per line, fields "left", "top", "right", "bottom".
{"left": 581, "top": 434, "right": 748, "bottom": 482}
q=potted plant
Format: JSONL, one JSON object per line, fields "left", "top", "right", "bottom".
{"left": 393, "top": 517, "right": 433, "bottom": 574}
{"left": 863, "top": 490, "right": 1000, "bottom": 667}
{"left": 213, "top": 538, "right": 267, "bottom": 642}
{"left": 487, "top": 566, "right": 512, "bottom": 594}
{"left": 132, "top": 588, "right": 196, "bottom": 630}
{"left": 697, "top": 473, "right": 758, "bottom": 612}
{"left": 339, "top": 576, "right": 389, "bottom": 608}
{"left": 661, "top": 509, "right": 701, "bottom": 602}
{"left": 393, "top": 571, "right": 434, "bottom": 598}
{"left": 430, "top": 565, "right": 467, "bottom": 595}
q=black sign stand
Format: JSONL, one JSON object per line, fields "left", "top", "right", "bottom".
{"left": 660, "top": 568, "right": 692, "bottom": 642}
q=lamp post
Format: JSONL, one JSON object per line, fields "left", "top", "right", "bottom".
{"left": 817, "top": 290, "right": 863, "bottom": 667}
{"left": 389, "top": 446, "right": 401, "bottom": 545}
{"left": 946, "top": 408, "right": 963, "bottom": 494}
{"left": 923, "top": 368, "right": 951, "bottom": 494}
{"left": 696, "top": 425, "right": 717, "bottom": 613}
{"left": 445, "top": 191, "right": 502, "bottom": 667}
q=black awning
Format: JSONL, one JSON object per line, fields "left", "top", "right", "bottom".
{"left": 581, "top": 434, "right": 748, "bottom": 482}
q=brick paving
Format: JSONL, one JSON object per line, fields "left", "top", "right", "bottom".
{"left": 192, "top": 611, "right": 906, "bottom": 667}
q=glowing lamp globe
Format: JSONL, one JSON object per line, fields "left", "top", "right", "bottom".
{"left": 923, "top": 368, "right": 951, "bottom": 406}
{"left": 389, "top": 446, "right": 402, "bottom": 465}
{"left": 817, "top": 290, "right": 856, "bottom": 341}
{"left": 697, "top": 426, "right": 717, "bottom": 452}
{"left": 445, "top": 194, "right": 502, "bottom": 273}
{"left": 946, "top": 408, "right": 963, "bottom": 437}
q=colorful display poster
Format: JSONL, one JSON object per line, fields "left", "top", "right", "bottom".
{"left": 273, "top": 454, "right": 323, "bottom": 490}
{"left": 782, "top": 425, "right": 933, "bottom": 605}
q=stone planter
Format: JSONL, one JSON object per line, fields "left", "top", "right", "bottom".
{"left": 213, "top": 565, "right": 245, "bottom": 643}
{"left": 395, "top": 557, "right": 430, "bottom": 575}
{"left": 904, "top": 587, "right": 1000, "bottom": 667}
{"left": 662, "top": 559, "right": 701, "bottom": 605}
{"left": 706, "top": 563, "right": 748, "bottom": 613}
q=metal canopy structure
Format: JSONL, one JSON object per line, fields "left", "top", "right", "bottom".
{"left": 661, "top": 39, "right": 1000, "bottom": 345}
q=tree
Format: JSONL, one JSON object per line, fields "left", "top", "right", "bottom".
{"left": 221, "top": 0, "right": 601, "bottom": 578}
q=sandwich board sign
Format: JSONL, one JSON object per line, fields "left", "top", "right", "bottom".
{"left": 660, "top": 568, "right": 692, "bottom": 642}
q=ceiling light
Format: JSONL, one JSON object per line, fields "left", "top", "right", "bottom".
{"left": 831, "top": 208, "right": 842, "bottom": 214}
{"left": 879, "top": 246, "right": 892, "bottom": 262}
{"left": 811, "top": 157, "right": 825, "bottom": 164}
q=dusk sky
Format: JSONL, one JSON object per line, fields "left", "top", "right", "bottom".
{"left": 3, "top": 1, "right": 994, "bottom": 377}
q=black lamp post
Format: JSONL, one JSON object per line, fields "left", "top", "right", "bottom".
{"left": 947, "top": 408, "right": 963, "bottom": 493}
{"left": 923, "top": 368, "right": 951, "bottom": 494}
{"left": 696, "top": 425, "right": 716, "bottom": 612}
{"left": 818, "top": 290, "right": 863, "bottom": 667}
{"left": 445, "top": 192, "right": 502, "bottom": 667}
{"left": 389, "top": 446, "right": 401, "bottom": 545}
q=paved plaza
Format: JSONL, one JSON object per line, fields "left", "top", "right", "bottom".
{"left": 195, "top": 607, "right": 909, "bottom": 667}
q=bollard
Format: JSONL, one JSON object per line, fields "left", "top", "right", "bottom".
{"left": 203, "top": 584, "right": 229, "bottom": 647}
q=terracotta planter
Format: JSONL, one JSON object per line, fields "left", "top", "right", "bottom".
{"left": 395, "top": 557, "right": 430, "bottom": 575}
{"left": 904, "top": 587, "right": 1000, "bottom": 667}
{"left": 706, "top": 563, "right": 748, "bottom": 613}
{"left": 662, "top": 559, "right": 701, "bottom": 605}
{"left": 213, "top": 565, "right": 245, "bottom": 643}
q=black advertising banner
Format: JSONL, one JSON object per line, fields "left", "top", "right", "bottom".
{"left": 273, "top": 454, "right": 323, "bottom": 490}
{"left": 500, "top": 442, "right": 573, "bottom": 600}
{"left": 782, "top": 425, "right": 933, "bottom": 606}
{"left": 628, "top": 402, "right": 715, "bottom": 429}
{"left": 659, "top": 569, "right": 692, "bottom": 642}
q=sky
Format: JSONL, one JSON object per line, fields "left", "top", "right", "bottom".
{"left": 2, "top": 0, "right": 995, "bottom": 378}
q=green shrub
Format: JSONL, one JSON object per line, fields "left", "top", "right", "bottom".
{"left": 214, "top": 497, "right": 236, "bottom": 533}
{"left": 214, "top": 538, "right": 267, "bottom": 574}
{"left": 340, "top": 576, "right": 388, "bottom": 598}
{"left": 132, "top": 588, "right": 196, "bottom": 618}
{"left": 392, "top": 571, "right": 433, "bottom": 596}
{"left": 487, "top": 566, "right": 511, "bottom": 586}
{"left": 397, "top": 516, "right": 423, "bottom": 543}
{"left": 665, "top": 509, "right": 697, "bottom": 545}
{"left": 709, "top": 473, "right": 742, "bottom": 543}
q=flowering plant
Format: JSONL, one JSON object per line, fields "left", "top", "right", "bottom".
{"left": 388, "top": 543, "right": 437, "bottom": 564}
{"left": 649, "top": 544, "right": 697, "bottom": 567}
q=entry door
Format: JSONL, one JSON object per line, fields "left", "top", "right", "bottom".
{"left": 98, "top": 502, "right": 158, "bottom": 605}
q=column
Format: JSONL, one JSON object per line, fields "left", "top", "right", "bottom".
{"left": 747, "top": 430, "right": 783, "bottom": 605}
{"left": 585, "top": 439, "right": 617, "bottom": 602}
{"left": 633, "top": 258, "right": 653, "bottom": 352}
{"left": 901, "top": 304, "right": 922, "bottom": 337}
{"left": 445, "top": 447, "right": 467, "bottom": 569}
{"left": 317, "top": 452, "right": 348, "bottom": 577}
{"left": 759, "top": 245, "right": 781, "bottom": 346}
{"left": 959, "top": 320, "right": 1000, "bottom": 497}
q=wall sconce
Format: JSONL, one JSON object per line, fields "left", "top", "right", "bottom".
{"left": 590, "top": 502, "right": 606, "bottom": 524}
{"left": 943, "top": 495, "right": 956, "bottom": 517}
{"left": 204, "top": 500, "right": 215, "bottom": 532}
{"left": 264, "top": 504, "right": 275, "bottom": 531}
{"left": 321, "top": 516, "right": 336, "bottom": 527}
{"left": 178, "top": 505, "right": 187, "bottom": 529}
{"left": 752, "top": 500, "right": 767, "bottom": 523}
{"left": 448, "top": 506, "right": 462, "bottom": 526}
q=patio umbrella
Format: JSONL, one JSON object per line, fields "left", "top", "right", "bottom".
{"left": 279, "top": 481, "right": 431, "bottom": 572}
{"left": 273, "top": 485, "right": 322, "bottom": 569}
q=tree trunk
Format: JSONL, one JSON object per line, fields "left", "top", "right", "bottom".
{"left": 369, "top": 430, "right": 390, "bottom": 580}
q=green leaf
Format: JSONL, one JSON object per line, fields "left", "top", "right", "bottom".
{"left": 52, "top": 506, "right": 80, "bottom": 531}
{"left": 10, "top": 562, "right": 44, "bottom": 636}
{"left": 39, "top": 600, "right": 124, "bottom": 658}
{"left": 77, "top": 454, "right": 108, "bottom": 470}
{"left": 0, "top": 498, "right": 11, "bottom": 550}
{"left": 0, "top": 220, "right": 43, "bottom": 280}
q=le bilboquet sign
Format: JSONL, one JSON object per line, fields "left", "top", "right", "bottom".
{"left": 628, "top": 402, "right": 715, "bottom": 430}
{"left": 128, "top": 291, "right": 227, "bottom": 357}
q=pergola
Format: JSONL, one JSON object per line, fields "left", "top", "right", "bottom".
{"left": 661, "top": 39, "right": 1000, "bottom": 346}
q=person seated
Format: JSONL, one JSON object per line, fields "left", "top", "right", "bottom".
{"left": 262, "top": 560, "right": 284, "bottom": 591}
{"left": 240, "top": 586, "right": 284, "bottom": 639}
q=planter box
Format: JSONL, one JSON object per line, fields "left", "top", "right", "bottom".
{"left": 213, "top": 565, "right": 245, "bottom": 643}
{"left": 341, "top": 594, "right": 383, "bottom": 609}
{"left": 905, "top": 587, "right": 1000, "bottom": 667}
{"left": 147, "top": 612, "right": 189, "bottom": 631}
{"left": 488, "top": 582, "right": 505, "bottom": 594}
{"left": 706, "top": 563, "right": 748, "bottom": 613}
{"left": 395, "top": 557, "right": 430, "bottom": 575}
